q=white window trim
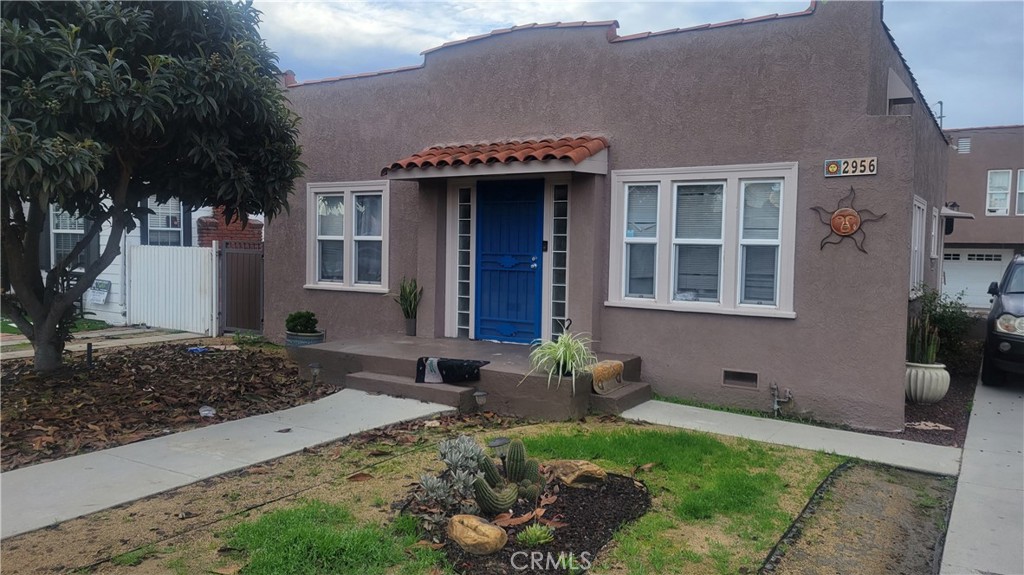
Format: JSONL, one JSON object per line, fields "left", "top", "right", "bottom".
{"left": 910, "top": 195, "right": 927, "bottom": 295}
{"left": 930, "top": 207, "right": 940, "bottom": 259}
{"left": 607, "top": 162, "right": 798, "bottom": 319}
{"left": 304, "top": 180, "right": 390, "bottom": 293}
{"left": 986, "top": 169, "right": 1011, "bottom": 216}
{"left": 1016, "top": 169, "right": 1024, "bottom": 216}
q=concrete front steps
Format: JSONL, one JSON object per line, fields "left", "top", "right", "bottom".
{"left": 287, "top": 335, "right": 651, "bottom": 421}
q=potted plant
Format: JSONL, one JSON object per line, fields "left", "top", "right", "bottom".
{"left": 519, "top": 331, "right": 598, "bottom": 397}
{"left": 285, "top": 310, "right": 326, "bottom": 346}
{"left": 905, "top": 314, "right": 950, "bottom": 404}
{"left": 394, "top": 277, "right": 423, "bottom": 336}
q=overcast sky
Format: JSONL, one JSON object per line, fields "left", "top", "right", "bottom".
{"left": 253, "top": 1, "right": 1023, "bottom": 129}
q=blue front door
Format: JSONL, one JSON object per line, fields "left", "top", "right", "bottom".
{"left": 475, "top": 180, "right": 544, "bottom": 343}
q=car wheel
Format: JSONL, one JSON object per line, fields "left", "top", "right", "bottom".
{"left": 981, "top": 356, "right": 1004, "bottom": 386}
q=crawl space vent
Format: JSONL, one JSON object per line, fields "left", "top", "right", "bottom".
{"left": 723, "top": 370, "right": 758, "bottom": 389}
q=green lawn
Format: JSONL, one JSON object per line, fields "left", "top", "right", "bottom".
{"left": 521, "top": 427, "right": 841, "bottom": 574}
{"left": 212, "top": 424, "right": 840, "bottom": 575}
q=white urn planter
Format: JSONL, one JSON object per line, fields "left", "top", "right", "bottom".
{"left": 905, "top": 362, "right": 950, "bottom": 404}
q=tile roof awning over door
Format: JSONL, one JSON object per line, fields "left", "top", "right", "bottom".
{"left": 381, "top": 136, "right": 608, "bottom": 180}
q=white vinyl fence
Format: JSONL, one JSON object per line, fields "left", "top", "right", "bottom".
{"left": 127, "top": 245, "right": 217, "bottom": 335}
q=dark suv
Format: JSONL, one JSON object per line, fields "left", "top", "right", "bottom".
{"left": 983, "top": 254, "right": 1024, "bottom": 385}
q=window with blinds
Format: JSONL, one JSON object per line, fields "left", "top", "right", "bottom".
{"left": 673, "top": 183, "right": 724, "bottom": 302}
{"left": 317, "top": 195, "right": 345, "bottom": 282}
{"left": 987, "top": 170, "right": 1011, "bottom": 216}
{"left": 625, "top": 184, "right": 658, "bottom": 298}
{"left": 52, "top": 211, "right": 86, "bottom": 267}
{"left": 609, "top": 162, "right": 797, "bottom": 317}
{"left": 307, "top": 181, "right": 389, "bottom": 291}
{"left": 147, "top": 199, "right": 183, "bottom": 246}
{"left": 739, "top": 181, "right": 781, "bottom": 305}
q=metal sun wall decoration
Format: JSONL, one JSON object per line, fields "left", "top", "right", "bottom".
{"left": 811, "top": 187, "right": 886, "bottom": 253}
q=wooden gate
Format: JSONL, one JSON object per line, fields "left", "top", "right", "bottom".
{"left": 217, "top": 241, "right": 263, "bottom": 333}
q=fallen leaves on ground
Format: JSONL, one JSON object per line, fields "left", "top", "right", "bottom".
{"left": 0, "top": 345, "right": 337, "bottom": 472}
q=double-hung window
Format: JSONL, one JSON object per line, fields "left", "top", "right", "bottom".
{"left": 1016, "top": 170, "right": 1023, "bottom": 216}
{"left": 609, "top": 162, "right": 797, "bottom": 318}
{"left": 51, "top": 211, "right": 86, "bottom": 268}
{"left": 624, "top": 184, "right": 658, "bottom": 298}
{"left": 986, "top": 170, "right": 1011, "bottom": 216}
{"left": 673, "top": 182, "right": 724, "bottom": 302}
{"left": 306, "top": 181, "right": 389, "bottom": 292}
{"left": 146, "top": 199, "right": 184, "bottom": 246}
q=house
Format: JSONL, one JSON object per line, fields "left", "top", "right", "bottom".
{"left": 942, "top": 125, "right": 1024, "bottom": 309}
{"left": 44, "top": 201, "right": 263, "bottom": 330}
{"left": 264, "top": 0, "right": 948, "bottom": 431}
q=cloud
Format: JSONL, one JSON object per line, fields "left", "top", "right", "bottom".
{"left": 254, "top": 1, "right": 806, "bottom": 80}
{"left": 254, "top": 0, "right": 1023, "bottom": 126}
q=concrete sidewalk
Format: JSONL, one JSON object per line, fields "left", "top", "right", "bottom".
{"left": 0, "top": 389, "right": 450, "bottom": 539}
{"left": 0, "top": 326, "right": 206, "bottom": 359}
{"left": 940, "top": 382, "right": 1024, "bottom": 575}
{"left": 621, "top": 400, "right": 962, "bottom": 475}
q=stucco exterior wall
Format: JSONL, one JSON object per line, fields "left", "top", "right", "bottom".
{"left": 264, "top": 0, "right": 946, "bottom": 430}
{"left": 944, "top": 126, "right": 1024, "bottom": 246}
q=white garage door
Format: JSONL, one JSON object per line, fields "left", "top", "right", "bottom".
{"left": 942, "top": 249, "right": 1013, "bottom": 309}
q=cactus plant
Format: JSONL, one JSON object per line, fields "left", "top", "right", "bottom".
{"left": 506, "top": 439, "right": 527, "bottom": 483}
{"left": 479, "top": 455, "right": 504, "bottom": 488}
{"left": 473, "top": 477, "right": 518, "bottom": 515}
{"left": 524, "top": 459, "right": 541, "bottom": 483}
{"left": 520, "top": 483, "right": 540, "bottom": 503}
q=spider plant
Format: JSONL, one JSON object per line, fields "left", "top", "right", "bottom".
{"left": 519, "top": 331, "right": 598, "bottom": 396}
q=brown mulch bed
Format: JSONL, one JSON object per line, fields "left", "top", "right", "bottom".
{"left": 445, "top": 474, "right": 651, "bottom": 575}
{"left": 0, "top": 344, "right": 335, "bottom": 472}
{"left": 858, "top": 341, "right": 982, "bottom": 448}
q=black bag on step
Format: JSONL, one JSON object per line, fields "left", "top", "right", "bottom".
{"left": 415, "top": 357, "right": 490, "bottom": 384}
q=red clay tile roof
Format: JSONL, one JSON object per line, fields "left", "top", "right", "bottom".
{"left": 382, "top": 136, "right": 609, "bottom": 176}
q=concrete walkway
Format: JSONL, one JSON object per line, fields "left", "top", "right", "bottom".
{"left": 621, "top": 400, "right": 962, "bottom": 475}
{"left": 0, "top": 326, "right": 206, "bottom": 359}
{"left": 0, "top": 389, "right": 450, "bottom": 538}
{"left": 940, "top": 382, "right": 1024, "bottom": 575}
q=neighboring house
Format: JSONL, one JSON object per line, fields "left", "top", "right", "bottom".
{"left": 41, "top": 199, "right": 206, "bottom": 326}
{"left": 264, "top": 1, "right": 948, "bottom": 431}
{"left": 44, "top": 200, "right": 263, "bottom": 328}
{"left": 942, "top": 125, "right": 1024, "bottom": 309}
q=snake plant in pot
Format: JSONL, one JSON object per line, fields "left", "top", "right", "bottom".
{"left": 905, "top": 314, "right": 949, "bottom": 404}
{"left": 394, "top": 277, "right": 423, "bottom": 336}
{"left": 519, "top": 331, "right": 598, "bottom": 397}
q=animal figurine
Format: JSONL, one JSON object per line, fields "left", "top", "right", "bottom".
{"left": 591, "top": 360, "right": 625, "bottom": 395}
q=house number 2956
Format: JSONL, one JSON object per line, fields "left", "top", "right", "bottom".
{"left": 824, "top": 157, "right": 878, "bottom": 177}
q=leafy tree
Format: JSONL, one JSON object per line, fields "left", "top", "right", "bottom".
{"left": 1, "top": 1, "right": 303, "bottom": 372}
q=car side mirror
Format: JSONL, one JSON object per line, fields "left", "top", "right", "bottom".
{"left": 987, "top": 281, "right": 1000, "bottom": 296}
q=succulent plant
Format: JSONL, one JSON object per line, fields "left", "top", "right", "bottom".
{"left": 517, "top": 523, "right": 555, "bottom": 547}
{"left": 473, "top": 477, "right": 519, "bottom": 515}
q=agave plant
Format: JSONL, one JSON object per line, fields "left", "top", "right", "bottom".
{"left": 519, "top": 331, "right": 598, "bottom": 396}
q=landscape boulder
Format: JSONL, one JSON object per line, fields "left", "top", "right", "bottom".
{"left": 447, "top": 514, "right": 508, "bottom": 555}
{"left": 546, "top": 460, "right": 607, "bottom": 487}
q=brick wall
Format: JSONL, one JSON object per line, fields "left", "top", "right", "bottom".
{"left": 197, "top": 207, "right": 264, "bottom": 247}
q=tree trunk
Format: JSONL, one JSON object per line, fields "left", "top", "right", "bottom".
{"left": 31, "top": 335, "right": 66, "bottom": 373}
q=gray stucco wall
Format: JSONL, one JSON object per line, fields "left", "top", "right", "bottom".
{"left": 944, "top": 126, "right": 1024, "bottom": 246}
{"left": 265, "top": 0, "right": 948, "bottom": 430}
